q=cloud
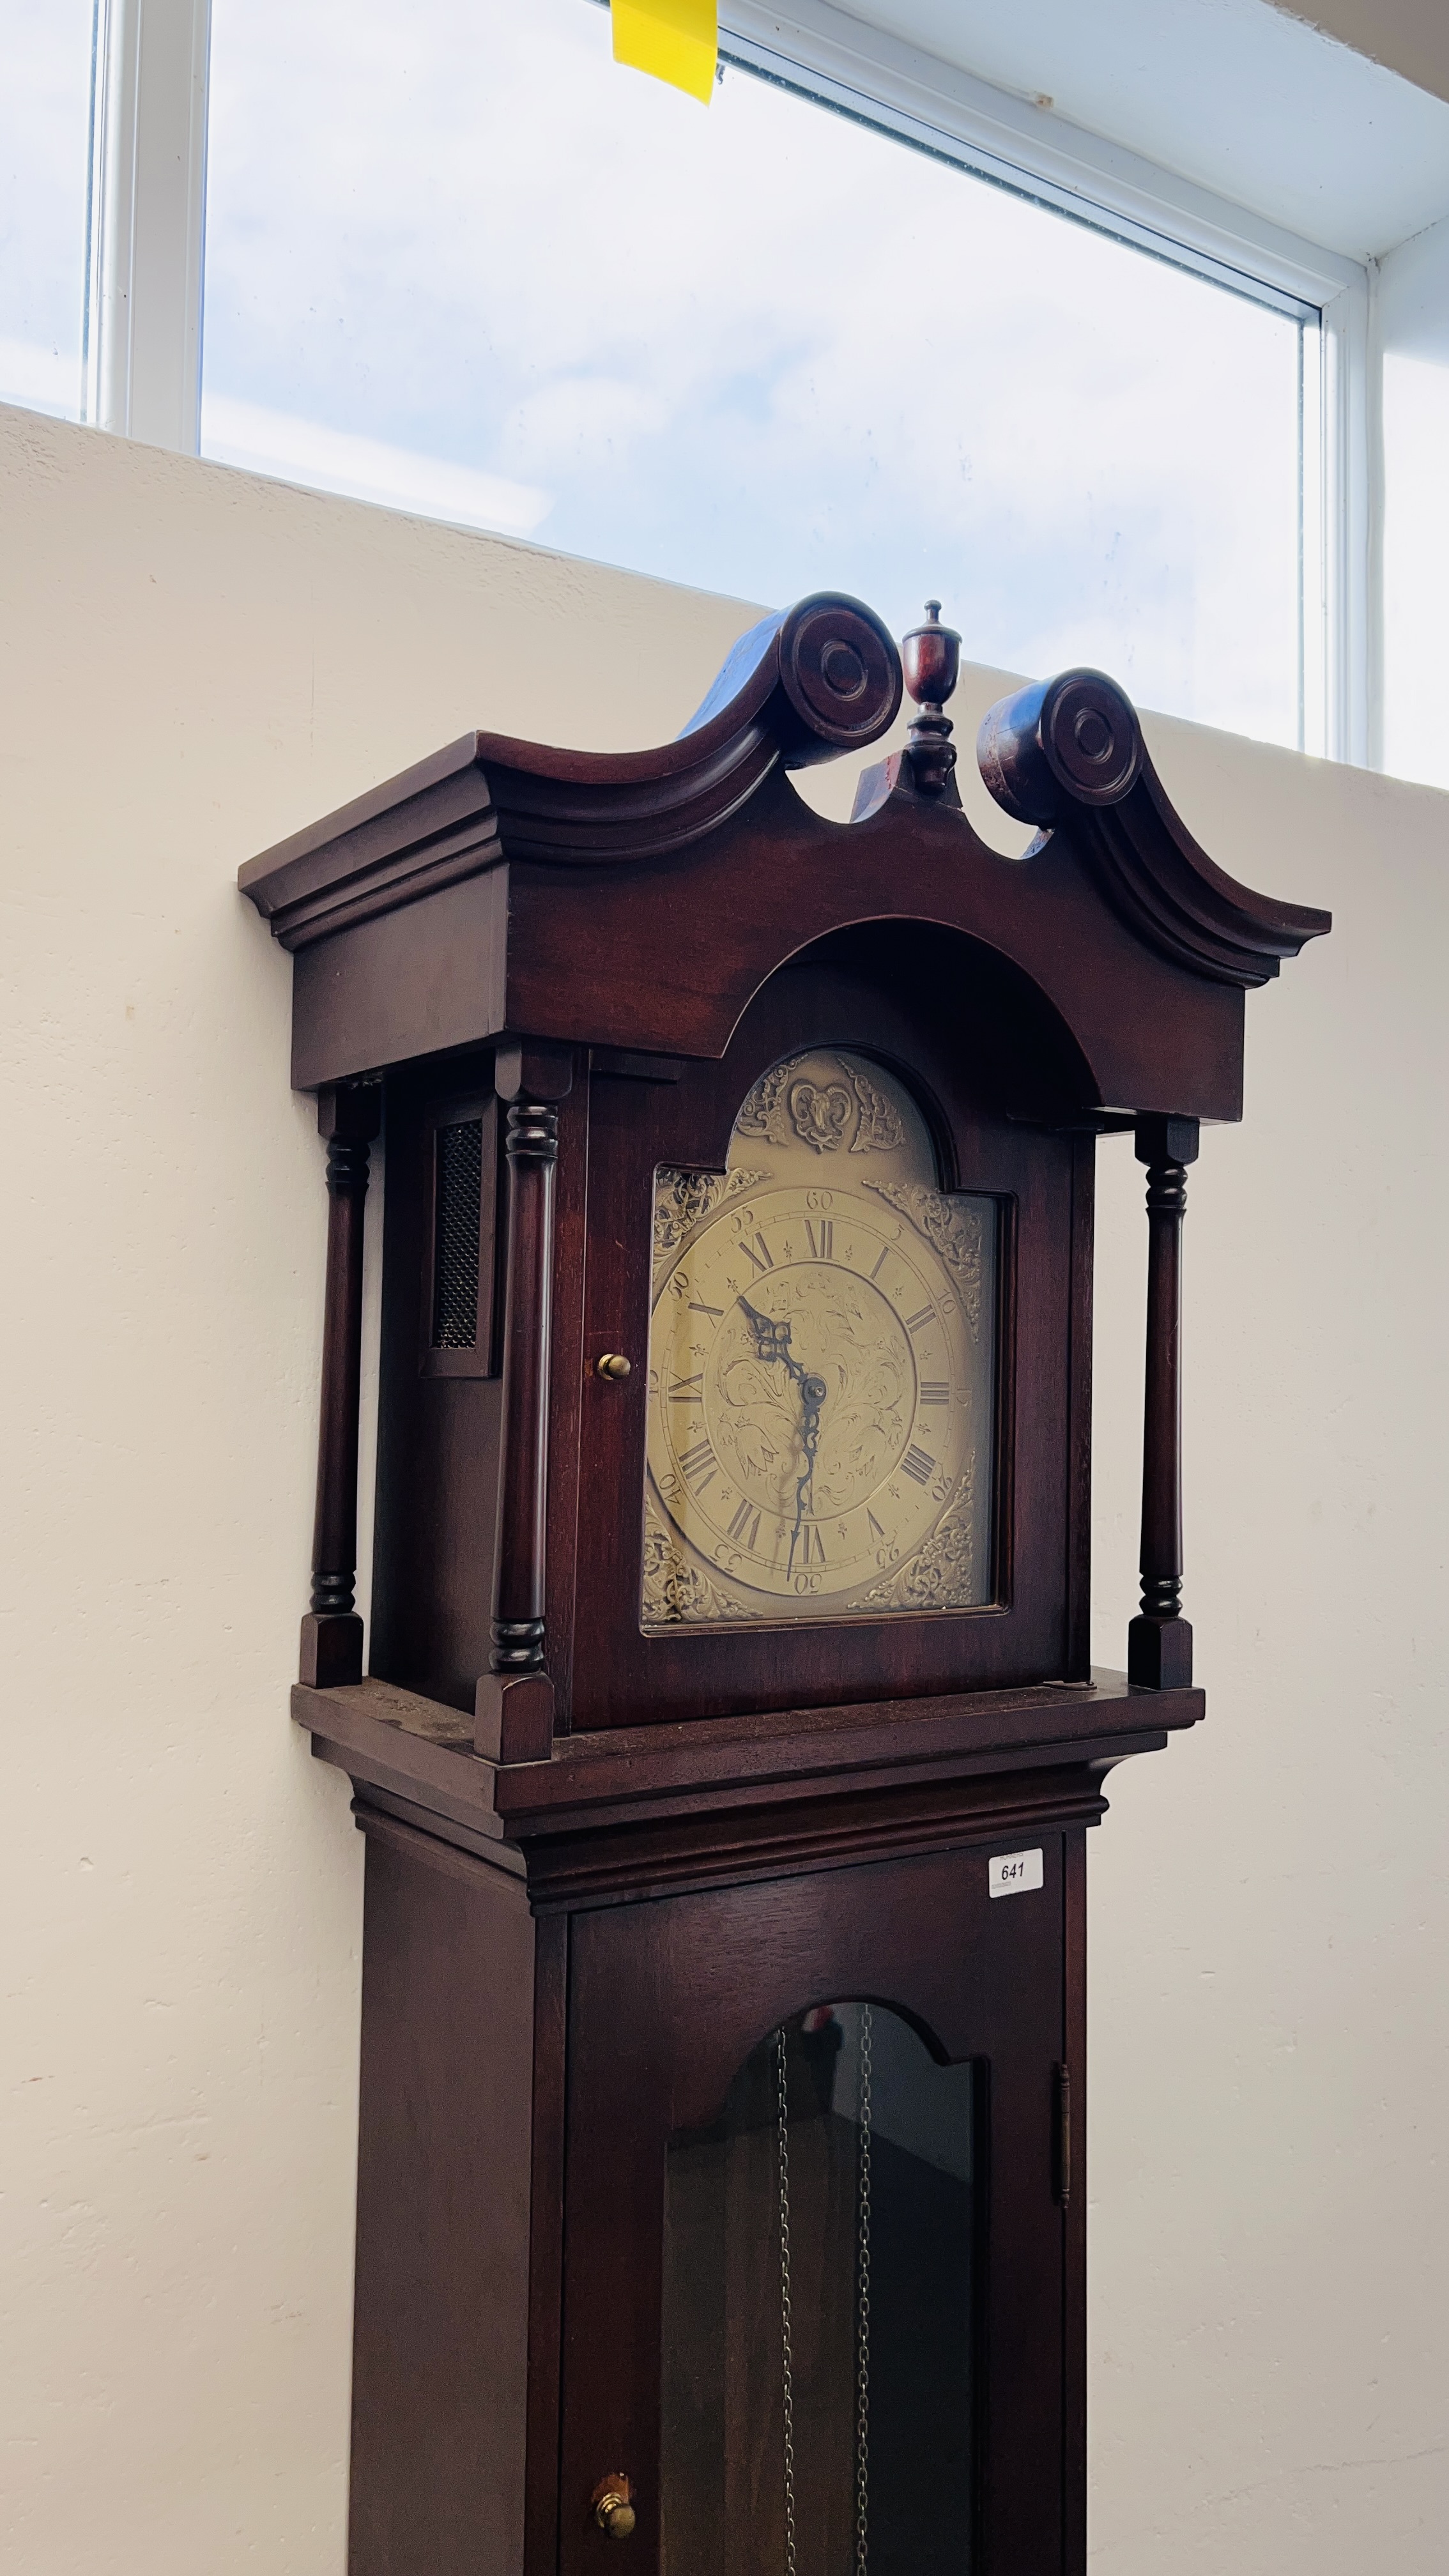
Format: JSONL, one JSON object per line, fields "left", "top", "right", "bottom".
{"left": 201, "top": 395, "right": 551, "bottom": 535}
{"left": 0, "top": 0, "right": 1307, "bottom": 747}
{"left": 0, "top": 0, "right": 94, "bottom": 378}
{"left": 0, "top": 339, "right": 80, "bottom": 418}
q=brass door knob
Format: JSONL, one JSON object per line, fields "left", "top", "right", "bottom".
{"left": 591, "top": 2473, "right": 636, "bottom": 2540}
{"left": 595, "top": 1353, "right": 632, "bottom": 1382}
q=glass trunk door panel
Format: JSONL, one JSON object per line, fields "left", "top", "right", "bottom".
{"left": 662, "top": 2004, "right": 976, "bottom": 2576}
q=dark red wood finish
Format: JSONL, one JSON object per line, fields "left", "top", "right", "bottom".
{"left": 524, "top": 1912, "right": 570, "bottom": 2576}
{"left": 1128, "top": 1114, "right": 1200, "bottom": 1688}
{"left": 291, "top": 1671, "right": 1197, "bottom": 1868}
{"left": 243, "top": 596, "right": 1326, "bottom": 1739}
{"left": 240, "top": 618, "right": 1326, "bottom": 1124}
{"left": 370, "top": 1052, "right": 505, "bottom": 1716}
{"left": 239, "top": 594, "right": 1329, "bottom": 2576}
{"left": 558, "top": 1842, "right": 1068, "bottom": 2576}
{"left": 302, "top": 1666, "right": 1184, "bottom": 2576}
{"left": 300, "top": 1080, "right": 381, "bottom": 1689}
{"left": 1062, "top": 1828, "right": 1087, "bottom": 2573}
{"left": 348, "top": 1819, "right": 538, "bottom": 2576}
{"left": 498, "top": 767, "right": 1251, "bottom": 1119}
{"left": 572, "top": 949, "right": 1086, "bottom": 1728}
{"left": 478, "top": 1043, "right": 574, "bottom": 1762}
{"left": 319, "top": 1676, "right": 1135, "bottom": 2576}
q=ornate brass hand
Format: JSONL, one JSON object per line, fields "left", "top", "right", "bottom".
{"left": 738, "top": 1296, "right": 826, "bottom": 1573}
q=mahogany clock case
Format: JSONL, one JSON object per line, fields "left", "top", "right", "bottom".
{"left": 372, "top": 930, "right": 1094, "bottom": 1732}
{"left": 349, "top": 1786, "right": 1086, "bottom": 2576}
{"left": 238, "top": 590, "right": 1330, "bottom": 2576}
{"left": 241, "top": 587, "right": 1328, "bottom": 1759}
{"left": 557, "top": 1827, "right": 1080, "bottom": 2576}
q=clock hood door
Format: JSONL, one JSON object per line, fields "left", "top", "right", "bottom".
{"left": 573, "top": 958, "right": 1090, "bottom": 1730}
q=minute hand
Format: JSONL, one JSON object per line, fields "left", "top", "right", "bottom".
{"left": 737, "top": 1296, "right": 826, "bottom": 1572}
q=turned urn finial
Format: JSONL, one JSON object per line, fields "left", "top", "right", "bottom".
{"left": 901, "top": 599, "right": 961, "bottom": 796}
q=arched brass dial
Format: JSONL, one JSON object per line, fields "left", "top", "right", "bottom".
{"left": 642, "top": 1050, "right": 996, "bottom": 1630}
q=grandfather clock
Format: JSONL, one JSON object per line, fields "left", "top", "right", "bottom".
{"left": 240, "top": 593, "right": 1328, "bottom": 2576}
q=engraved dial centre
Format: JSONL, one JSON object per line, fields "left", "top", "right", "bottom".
{"left": 714, "top": 1261, "right": 919, "bottom": 1526}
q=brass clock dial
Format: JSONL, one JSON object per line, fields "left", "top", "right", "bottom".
{"left": 642, "top": 1050, "right": 997, "bottom": 1630}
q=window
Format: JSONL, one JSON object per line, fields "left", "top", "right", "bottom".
{"left": 1382, "top": 345, "right": 1449, "bottom": 792}
{"left": 8, "top": 0, "right": 1379, "bottom": 760}
{"left": 0, "top": 0, "right": 96, "bottom": 420}
{"left": 201, "top": 0, "right": 1312, "bottom": 749}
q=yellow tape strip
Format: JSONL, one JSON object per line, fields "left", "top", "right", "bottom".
{"left": 611, "top": 0, "right": 717, "bottom": 103}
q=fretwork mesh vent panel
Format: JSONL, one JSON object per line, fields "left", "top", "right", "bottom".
{"left": 432, "top": 1118, "right": 484, "bottom": 1348}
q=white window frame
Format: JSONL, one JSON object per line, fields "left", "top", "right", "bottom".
{"left": 79, "top": 0, "right": 1378, "bottom": 765}
{"left": 84, "top": 0, "right": 212, "bottom": 452}
{"left": 723, "top": 1, "right": 1376, "bottom": 767}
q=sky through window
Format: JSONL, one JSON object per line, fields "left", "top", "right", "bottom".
{"left": 0, "top": 0, "right": 95, "bottom": 421}
{"left": 202, "top": 0, "right": 1307, "bottom": 743}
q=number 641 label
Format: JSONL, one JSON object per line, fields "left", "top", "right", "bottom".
{"left": 988, "top": 1848, "right": 1044, "bottom": 1898}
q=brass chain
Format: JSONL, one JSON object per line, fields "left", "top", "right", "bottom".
{"left": 776, "top": 2024, "right": 798, "bottom": 2576}
{"left": 775, "top": 2010, "right": 874, "bottom": 2576}
{"left": 854, "top": 2005, "right": 873, "bottom": 2576}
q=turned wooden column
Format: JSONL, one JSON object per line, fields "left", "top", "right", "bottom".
{"left": 300, "top": 1081, "right": 381, "bottom": 1689}
{"left": 475, "top": 1041, "right": 574, "bottom": 1764}
{"left": 1127, "top": 1113, "right": 1199, "bottom": 1689}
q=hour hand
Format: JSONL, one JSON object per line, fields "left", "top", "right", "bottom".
{"left": 738, "top": 1294, "right": 799, "bottom": 1375}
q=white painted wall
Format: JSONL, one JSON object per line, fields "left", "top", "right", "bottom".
{"left": 1273, "top": 0, "right": 1449, "bottom": 105}
{"left": 2, "top": 401, "right": 1446, "bottom": 2573}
